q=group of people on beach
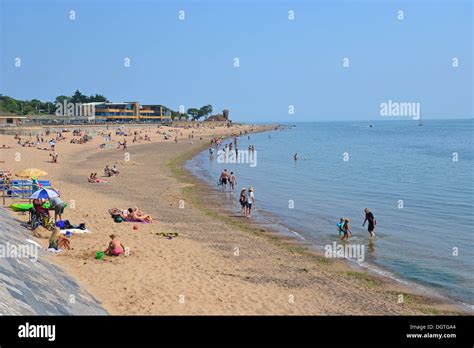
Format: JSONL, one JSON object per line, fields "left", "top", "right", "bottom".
{"left": 338, "top": 208, "right": 377, "bottom": 240}
{"left": 109, "top": 207, "right": 153, "bottom": 223}
{"left": 104, "top": 164, "right": 119, "bottom": 177}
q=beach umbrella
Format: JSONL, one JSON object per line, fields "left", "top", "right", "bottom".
{"left": 29, "top": 188, "right": 58, "bottom": 200}
{"left": 16, "top": 168, "right": 48, "bottom": 178}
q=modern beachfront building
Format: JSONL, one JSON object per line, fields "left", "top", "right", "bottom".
{"left": 87, "top": 102, "right": 172, "bottom": 123}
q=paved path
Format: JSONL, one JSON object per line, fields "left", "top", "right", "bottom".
{"left": 0, "top": 208, "right": 107, "bottom": 315}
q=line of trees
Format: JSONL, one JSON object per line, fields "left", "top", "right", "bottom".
{"left": 170, "top": 105, "right": 213, "bottom": 121}
{"left": 1, "top": 91, "right": 215, "bottom": 122}
{"left": 185, "top": 105, "right": 213, "bottom": 121}
{"left": 0, "top": 90, "right": 109, "bottom": 116}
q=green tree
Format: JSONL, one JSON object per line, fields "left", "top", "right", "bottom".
{"left": 187, "top": 108, "right": 199, "bottom": 121}
{"left": 88, "top": 94, "right": 108, "bottom": 103}
{"left": 55, "top": 95, "right": 71, "bottom": 105}
{"left": 0, "top": 95, "right": 20, "bottom": 115}
{"left": 70, "top": 90, "right": 88, "bottom": 104}
{"left": 198, "top": 105, "right": 213, "bottom": 120}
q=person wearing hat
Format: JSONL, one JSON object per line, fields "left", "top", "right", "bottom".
{"left": 31, "top": 176, "right": 41, "bottom": 193}
{"left": 246, "top": 187, "right": 255, "bottom": 217}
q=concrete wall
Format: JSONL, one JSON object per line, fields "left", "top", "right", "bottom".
{"left": 0, "top": 208, "right": 107, "bottom": 315}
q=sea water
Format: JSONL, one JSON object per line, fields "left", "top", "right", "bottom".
{"left": 186, "top": 119, "right": 474, "bottom": 307}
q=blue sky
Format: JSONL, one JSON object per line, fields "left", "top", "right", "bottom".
{"left": 0, "top": 0, "right": 472, "bottom": 121}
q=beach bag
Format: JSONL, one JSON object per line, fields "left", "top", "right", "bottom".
{"left": 78, "top": 223, "right": 86, "bottom": 230}
{"left": 56, "top": 220, "right": 66, "bottom": 229}
{"left": 114, "top": 217, "right": 123, "bottom": 223}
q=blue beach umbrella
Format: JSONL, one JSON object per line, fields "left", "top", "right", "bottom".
{"left": 29, "top": 188, "right": 59, "bottom": 200}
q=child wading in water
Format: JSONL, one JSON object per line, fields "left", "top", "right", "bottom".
{"left": 105, "top": 234, "right": 125, "bottom": 256}
{"left": 341, "top": 218, "right": 352, "bottom": 240}
{"left": 337, "top": 218, "right": 345, "bottom": 239}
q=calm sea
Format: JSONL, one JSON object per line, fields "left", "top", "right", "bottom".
{"left": 186, "top": 119, "right": 474, "bottom": 307}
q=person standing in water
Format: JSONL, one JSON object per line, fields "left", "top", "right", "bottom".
{"left": 219, "top": 169, "right": 229, "bottom": 190}
{"left": 246, "top": 187, "right": 255, "bottom": 217}
{"left": 239, "top": 188, "right": 247, "bottom": 214}
{"left": 229, "top": 172, "right": 236, "bottom": 193}
{"left": 337, "top": 218, "right": 345, "bottom": 239}
{"left": 294, "top": 153, "right": 299, "bottom": 161}
{"left": 362, "top": 208, "right": 376, "bottom": 238}
{"left": 341, "top": 218, "right": 351, "bottom": 240}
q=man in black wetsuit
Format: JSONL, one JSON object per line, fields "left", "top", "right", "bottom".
{"left": 363, "top": 208, "right": 376, "bottom": 238}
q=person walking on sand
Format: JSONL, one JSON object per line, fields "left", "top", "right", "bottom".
{"left": 219, "top": 169, "right": 229, "bottom": 190}
{"left": 246, "top": 187, "right": 255, "bottom": 217}
{"left": 363, "top": 208, "right": 376, "bottom": 238}
{"left": 229, "top": 172, "right": 236, "bottom": 193}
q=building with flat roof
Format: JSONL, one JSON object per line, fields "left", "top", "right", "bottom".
{"left": 92, "top": 102, "right": 171, "bottom": 122}
{"left": 0, "top": 111, "right": 26, "bottom": 127}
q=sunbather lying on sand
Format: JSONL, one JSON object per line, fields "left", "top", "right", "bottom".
{"left": 109, "top": 208, "right": 129, "bottom": 219}
{"left": 126, "top": 207, "right": 153, "bottom": 223}
{"left": 104, "top": 234, "right": 125, "bottom": 256}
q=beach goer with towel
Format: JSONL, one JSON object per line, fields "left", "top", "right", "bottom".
{"left": 362, "top": 208, "right": 376, "bottom": 238}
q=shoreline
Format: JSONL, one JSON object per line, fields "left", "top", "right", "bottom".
{"left": 183, "top": 131, "right": 474, "bottom": 312}
{"left": 168, "top": 134, "right": 470, "bottom": 315}
{"left": 0, "top": 124, "right": 469, "bottom": 315}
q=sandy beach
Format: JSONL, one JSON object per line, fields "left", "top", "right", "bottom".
{"left": 0, "top": 123, "right": 466, "bottom": 315}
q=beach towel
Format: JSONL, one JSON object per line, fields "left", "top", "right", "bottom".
{"left": 59, "top": 228, "right": 91, "bottom": 235}
{"left": 125, "top": 219, "right": 151, "bottom": 224}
